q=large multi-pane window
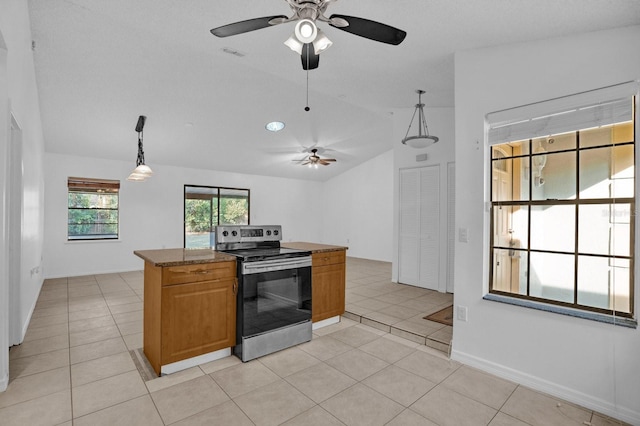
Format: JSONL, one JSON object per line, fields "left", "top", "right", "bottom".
{"left": 490, "top": 120, "right": 635, "bottom": 318}
{"left": 184, "top": 185, "right": 249, "bottom": 248}
{"left": 487, "top": 83, "right": 638, "bottom": 321}
{"left": 67, "top": 177, "right": 120, "bottom": 240}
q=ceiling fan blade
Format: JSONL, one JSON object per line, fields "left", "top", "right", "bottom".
{"left": 301, "top": 43, "right": 319, "bottom": 70}
{"left": 323, "top": 158, "right": 337, "bottom": 162}
{"left": 211, "top": 15, "right": 288, "bottom": 37}
{"left": 301, "top": 160, "right": 311, "bottom": 166}
{"left": 319, "top": 160, "right": 331, "bottom": 166}
{"left": 328, "top": 14, "right": 406, "bottom": 45}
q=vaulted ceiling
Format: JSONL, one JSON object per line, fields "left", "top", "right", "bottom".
{"left": 28, "top": 0, "right": 640, "bottom": 181}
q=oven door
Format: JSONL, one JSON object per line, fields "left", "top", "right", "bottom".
{"left": 240, "top": 257, "right": 312, "bottom": 338}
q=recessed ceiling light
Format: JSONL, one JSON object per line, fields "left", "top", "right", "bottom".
{"left": 265, "top": 121, "right": 285, "bottom": 132}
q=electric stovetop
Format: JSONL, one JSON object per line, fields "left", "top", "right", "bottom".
{"left": 219, "top": 247, "right": 310, "bottom": 262}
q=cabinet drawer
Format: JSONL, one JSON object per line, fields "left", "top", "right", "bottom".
{"left": 162, "top": 261, "right": 236, "bottom": 285}
{"left": 312, "top": 250, "right": 345, "bottom": 267}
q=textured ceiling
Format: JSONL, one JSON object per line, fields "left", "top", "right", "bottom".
{"left": 28, "top": 0, "right": 640, "bottom": 181}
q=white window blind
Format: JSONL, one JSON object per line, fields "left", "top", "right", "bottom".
{"left": 487, "top": 81, "right": 639, "bottom": 145}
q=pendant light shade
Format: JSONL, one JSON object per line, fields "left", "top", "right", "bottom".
{"left": 127, "top": 115, "right": 153, "bottom": 181}
{"left": 401, "top": 90, "right": 439, "bottom": 149}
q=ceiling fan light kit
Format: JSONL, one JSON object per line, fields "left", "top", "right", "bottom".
{"left": 295, "top": 19, "right": 317, "bottom": 43}
{"left": 312, "top": 29, "right": 332, "bottom": 54}
{"left": 210, "top": 0, "right": 406, "bottom": 71}
{"left": 127, "top": 115, "right": 154, "bottom": 181}
{"left": 402, "top": 90, "right": 440, "bottom": 149}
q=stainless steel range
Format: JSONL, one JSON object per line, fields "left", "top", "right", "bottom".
{"left": 215, "top": 225, "right": 312, "bottom": 362}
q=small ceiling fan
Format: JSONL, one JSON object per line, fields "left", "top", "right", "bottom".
{"left": 210, "top": 0, "right": 406, "bottom": 70}
{"left": 294, "top": 148, "right": 337, "bottom": 167}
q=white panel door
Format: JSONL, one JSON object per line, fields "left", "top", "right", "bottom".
{"left": 447, "top": 162, "right": 455, "bottom": 293}
{"left": 399, "top": 166, "right": 440, "bottom": 290}
{"left": 398, "top": 169, "right": 419, "bottom": 285}
{"left": 418, "top": 166, "right": 440, "bottom": 290}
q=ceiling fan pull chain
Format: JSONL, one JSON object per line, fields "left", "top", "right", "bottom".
{"left": 305, "top": 47, "right": 310, "bottom": 112}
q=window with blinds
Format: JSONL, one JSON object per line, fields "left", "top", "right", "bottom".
{"left": 67, "top": 177, "right": 120, "bottom": 241}
{"left": 486, "top": 82, "right": 638, "bottom": 323}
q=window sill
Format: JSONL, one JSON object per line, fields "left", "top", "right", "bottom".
{"left": 483, "top": 293, "right": 637, "bottom": 329}
{"left": 65, "top": 239, "right": 121, "bottom": 244}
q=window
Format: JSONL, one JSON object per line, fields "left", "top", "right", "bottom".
{"left": 487, "top": 82, "right": 638, "bottom": 321}
{"left": 67, "top": 177, "right": 120, "bottom": 240}
{"left": 184, "top": 185, "right": 249, "bottom": 248}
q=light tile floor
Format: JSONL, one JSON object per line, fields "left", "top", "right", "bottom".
{"left": 1, "top": 262, "right": 630, "bottom": 425}
{"left": 343, "top": 257, "right": 454, "bottom": 354}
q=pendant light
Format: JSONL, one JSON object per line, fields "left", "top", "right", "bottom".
{"left": 127, "top": 115, "right": 153, "bottom": 181}
{"left": 401, "top": 90, "right": 439, "bottom": 149}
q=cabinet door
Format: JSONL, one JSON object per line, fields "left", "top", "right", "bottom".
{"left": 312, "top": 263, "right": 345, "bottom": 322}
{"left": 161, "top": 278, "right": 236, "bottom": 365}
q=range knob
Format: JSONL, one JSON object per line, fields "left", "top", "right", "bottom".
{"left": 266, "top": 230, "right": 271, "bottom": 236}
{"left": 232, "top": 230, "right": 238, "bottom": 237}
{"left": 273, "top": 230, "right": 279, "bottom": 236}
{"left": 222, "top": 231, "right": 228, "bottom": 237}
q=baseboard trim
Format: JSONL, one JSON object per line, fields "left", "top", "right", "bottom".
{"left": 0, "top": 372, "right": 7, "bottom": 392}
{"left": 312, "top": 316, "right": 340, "bottom": 330}
{"left": 450, "top": 349, "right": 640, "bottom": 425}
{"left": 44, "top": 268, "right": 143, "bottom": 280}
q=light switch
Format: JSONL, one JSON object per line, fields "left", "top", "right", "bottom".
{"left": 456, "top": 306, "right": 468, "bottom": 322}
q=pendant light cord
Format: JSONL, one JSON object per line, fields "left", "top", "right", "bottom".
{"left": 136, "top": 130, "right": 145, "bottom": 167}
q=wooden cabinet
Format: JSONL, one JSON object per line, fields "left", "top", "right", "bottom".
{"left": 311, "top": 250, "right": 346, "bottom": 322}
{"left": 143, "top": 260, "right": 236, "bottom": 375}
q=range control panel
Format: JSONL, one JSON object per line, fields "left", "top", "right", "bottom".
{"left": 215, "top": 225, "right": 282, "bottom": 244}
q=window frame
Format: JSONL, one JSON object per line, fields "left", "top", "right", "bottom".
{"left": 67, "top": 177, "right": 120, "bottom": 241}
{"left": 488, "top": 124, "right": 635, "bottom": 319}
{"left": 183, "top": 184, "right": 250, "bottom": 248}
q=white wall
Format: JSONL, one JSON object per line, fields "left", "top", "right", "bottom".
{"left": 322, "top": 149, "right": 394, "bottom": 261}
{"left": 0, "top": 0, "right": 46, "bottom": 391}
{"left": 392, "top": 107, "right": 455, "bottom": 292}
{"left": 453, "top": 25, "right": 640, "bottom": 424}
{"left": 43, "top": 153, "right": 325, "bottom": 278}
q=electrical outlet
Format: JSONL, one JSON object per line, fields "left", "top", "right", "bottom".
{"left": 456, "top": 305, "right": 468, "bottom": 322}
{"left": 459, "top": 228, "right": 468, "bottom": 243}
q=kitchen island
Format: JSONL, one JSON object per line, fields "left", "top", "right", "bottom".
{"left": 135, "top": 243, "right": 347, "bottom": 375}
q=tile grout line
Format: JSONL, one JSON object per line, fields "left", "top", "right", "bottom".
{"left": 64, "top": 276, "right": 75, "bottom": 424}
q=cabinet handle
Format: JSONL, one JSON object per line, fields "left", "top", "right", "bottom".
{"left": 233, "top": 280, "right": 238, "bottom": 295}
{"left": 172, "top": 269, "right": 210, "bottom": 274}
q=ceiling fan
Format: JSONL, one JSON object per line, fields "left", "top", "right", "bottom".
{"left": 295, "top": 148, "right": 337, "bottom": 167}
{"left": 210, "top": 0, "right": 407, "bottom": 70}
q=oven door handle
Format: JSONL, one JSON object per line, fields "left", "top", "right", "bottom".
{"left": 242, "top": 257, "right": 311, "bottom": 274}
